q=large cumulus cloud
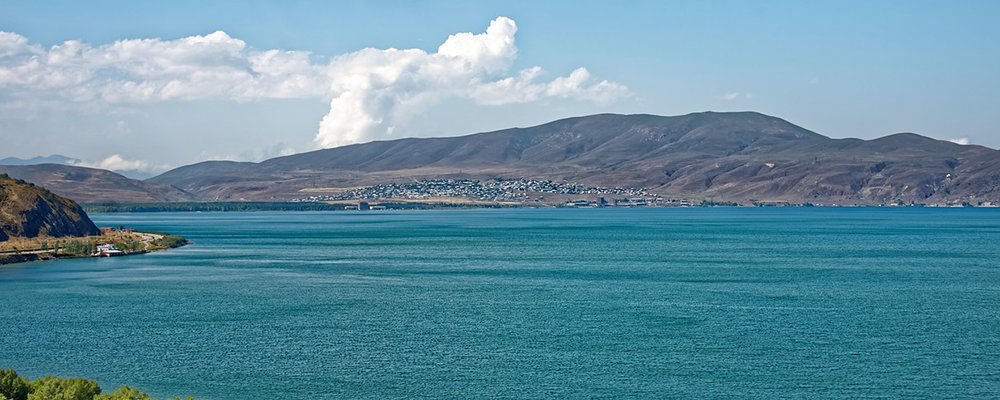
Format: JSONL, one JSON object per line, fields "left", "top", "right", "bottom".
{"left": 0, "top": 17, "right": 628, "bottom": 148}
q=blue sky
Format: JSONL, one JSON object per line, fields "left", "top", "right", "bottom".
{"left": 2, "top": 0, "right": 998, "bottom": 173}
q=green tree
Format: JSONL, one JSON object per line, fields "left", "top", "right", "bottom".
{"left": 28, "top": 376, "right": 100, "bottom": 400}
{"left": 0, "top": 369, "right": 30, "bottom": 400}
{"left": 64, "top": 241, "right": 78, "bottom": 256}
{"left": 94, "top": 386, "right": 151, "bottom": 400}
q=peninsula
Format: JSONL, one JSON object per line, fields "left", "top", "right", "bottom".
{"left": 0, "top": 173, "right": 186, "bottom": 265}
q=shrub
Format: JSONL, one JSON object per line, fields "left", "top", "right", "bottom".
{"left": 0, "top": 369, "right": 30, "bottom": 400}
{"left": 28, "top": 375, "right": 101, "bottom": 400}
{"left": 94, "top": 386, "right": 150, "bottom": 400}
{"left": 154, "top": 235, "right": 188, "bottom": 249}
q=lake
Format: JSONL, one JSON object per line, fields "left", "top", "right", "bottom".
{"left": 2, "top": 208, "right": 999, "bottom": 398}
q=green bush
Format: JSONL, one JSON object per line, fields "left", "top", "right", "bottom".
{"left": 0, "top": 370, "right": 192, "bottom": 400}
{"left": 111, "top": 241, "right": 144, "bottom": 253}
{"left": 93, "top": 386, "right": 150, "bottom": 400}
{"left": 60, "top": 241, "right": 96, "bottom": 257}
{"left": 28, "top": 375, "right": 101, "bottom": 400}
{"left": 0, "top": 369, "right": 30, "bottom": 400}
{"left": 154, "top": 235, "right": 188, "bottom": 249}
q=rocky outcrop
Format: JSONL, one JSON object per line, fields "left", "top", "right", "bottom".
{"left": 0, "top": 173, "right": 100, "bottom": 241}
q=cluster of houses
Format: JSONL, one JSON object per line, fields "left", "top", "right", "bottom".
{"left": 562, "top": 197, "right": 699, "bottom": 208}
{"left": 292, "top": 178, "right": 654, "bottom": 204}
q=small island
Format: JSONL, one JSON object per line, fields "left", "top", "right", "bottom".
{"left": 0, "top": 173, "right": 186, "bottom": 265}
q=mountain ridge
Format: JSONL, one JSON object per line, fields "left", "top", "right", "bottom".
{"left": 0, "top": 154, "right": 81, "bottom": 166}
{"left": 147, "top": 111, "right": 1000, "bottom": 205}
{"left": 0, "top": 164, "right": 194, "bottom": 204}
{"left": 4, "top": 112, "right": 998, "bottom": 205}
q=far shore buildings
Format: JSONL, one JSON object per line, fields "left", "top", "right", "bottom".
{"left": 295, "top": 178, "right": 655, "bottom": 205}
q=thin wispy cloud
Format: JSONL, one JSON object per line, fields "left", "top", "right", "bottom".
{"left": 948, "top": 137, "right": 970, "bottom": 145}
{"left": 720, "top": 92, "right": 752, "bottom": 101}
{"left": 0, "top": 17, "right": 629, "bottom": 149}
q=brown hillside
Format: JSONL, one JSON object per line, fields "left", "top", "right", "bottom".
{"left": 0, "top": 173, "right": 100, "bottom": 241}
{"left": 0, "top": 164, "right": 194, "bottom": 204}
{"left": 148, "top": 112, "right": 1000, "bottom": 204}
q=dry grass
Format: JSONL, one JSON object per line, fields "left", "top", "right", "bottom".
{"left": 0, "top": 231, "right": 157, "bottom": 253}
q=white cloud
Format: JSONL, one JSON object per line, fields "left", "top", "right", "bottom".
{"left": 437, "top": 16, "right": 518, "bottom": 74}
{"left": 0, "top": 30, "right": 326, "bottom": 102}
{"left": 0, "top": 30, "right": 330, "bottom": 102}
{"left": 720, "top": 91, "right": 752, "bottom": 101}
{"left": 469, "top": 67, "right": 628, "bottom": 106}
{"left": 83, "top": 154, "right": 153, "bottom": 172}
{"left": 0, "top": 17, "right": 629, "bottom": 149}
{"left": 313, "top": 17, "right": 629, "bottom": 147}
{"left": 949, "top": 137, "right": 970, "bottom": 145}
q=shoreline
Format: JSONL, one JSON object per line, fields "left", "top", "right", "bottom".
{"left": 81, "top": 200, "right": 1000, "bottom": 213}
{"left": 0, "top": 230, "right": 188, "bottom": 266}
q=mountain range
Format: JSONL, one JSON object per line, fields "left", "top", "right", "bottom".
{"left": 0, "top": 164, "right": 193, "bottom": 203}
{"left": 0, "top": 154, "right": 156, "bottom": 179}
{"left": 0, "top": 154, "right": 81, "bottom": 166}
{"left": 3, "top": 112, "right": 999, "bottom": 205}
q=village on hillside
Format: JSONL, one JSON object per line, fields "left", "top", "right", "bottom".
{"left": 292, "top": 178, "right": 676, "bottom": 207}
{"left": 289, "top": 178, "right": 999, "bottom": 209}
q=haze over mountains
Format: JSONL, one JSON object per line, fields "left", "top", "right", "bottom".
{"left": 0, "top": 154, "right": 156, "bottom": 179}
{"left": 5, "top": 112, "right": 1000, "bottom": 205}
{"left": 0, "top": 155, "right": 82, "bottom": 166}
{"left": 0, "top": 164, "right": 193, "bottom": 203}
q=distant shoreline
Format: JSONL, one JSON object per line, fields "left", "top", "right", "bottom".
{"left": 81, "top": 201, "right": 1000, "bottom": 213}
{"left": 0, "top": 229, "right": 188, "bottom": 266}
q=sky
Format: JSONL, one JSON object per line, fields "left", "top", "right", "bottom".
{"left": 1, "top": 0, "right": 998, "bottom": 175}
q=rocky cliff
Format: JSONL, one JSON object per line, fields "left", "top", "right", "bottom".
{"left": 0, "top": 173, "right": 100, "bottom": 241}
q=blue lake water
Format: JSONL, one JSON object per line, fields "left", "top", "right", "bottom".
{"left": 1, "top": 208, "right": 999, "bottom": 398}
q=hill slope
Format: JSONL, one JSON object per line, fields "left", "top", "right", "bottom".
{"left": 0, "top": 174, "right": 99, "bottom": 241}
{"left": 0, "top": 164, "right": 195, "bottom": 204}
{"left": 0, "top": 154, "right": 81, "bottom": 166}
{"left": 150, "top": 112, "right": 1000, "bottom": 204}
